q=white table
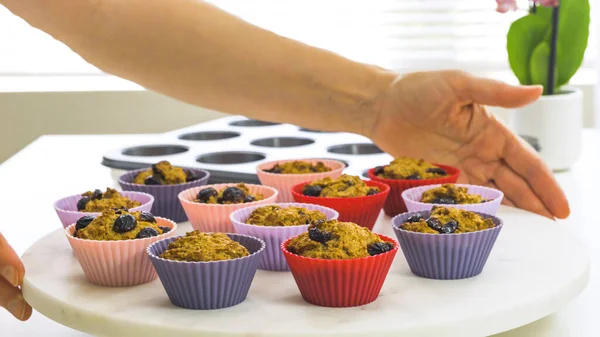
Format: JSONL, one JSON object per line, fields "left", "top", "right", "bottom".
{"left": 0, "top": 133, "right": 597, "bottom": 336}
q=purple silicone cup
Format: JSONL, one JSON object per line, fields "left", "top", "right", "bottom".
{"left": 392, "top": 210, "right": 503, "bottom": 280}
{"left": 230, "top": 203, "right": 339, "bottom": 271}
{"left": 54, "top": 191, "right": 154, "bottom": 228}
{"left": 402, "top": 184, "right": 504, "bottom": 215}
{"left": 147, "top": 233, "right": 265, "bottom": 310}
{"left": 119, "top": 168, "right": 210, "bottom": 223}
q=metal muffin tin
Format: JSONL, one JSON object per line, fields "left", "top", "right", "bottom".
{"left": 102, "top": 115, "right": 393, "bottom": 184}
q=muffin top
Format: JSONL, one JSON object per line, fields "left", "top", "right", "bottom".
{"left": 301, "top": 174, "right": 379, "bottom": 198}
{"left": 194, "top": 183, "right": 264, "bottom": 204}
{"left": 263, "top": 161, "right": 331, "bottom": 174}
{"left": 420, "top": 184, "right": 487, "bottom": 204}
{"left": 160, "top": 232, "right": 249, "bottom": 262}
{"left": 400, "top": 206, "right": 495, "bottom": 234}
{"left": 246, "top": 205, "right": 327, "bottom": 227}
{"left": 133, "top": 161, "right": 202, "bottom": 185}
{"left": 74, "top": 209, "right": 170, "bottom": 241}
{"left": 287, "top": 220, "right": 394, "bottom": 260}
{"left": 77, "top": 188, "right": 142, "bottom": 212}
{"left": 374, "top": 157, "right": 448, "bottom": 180}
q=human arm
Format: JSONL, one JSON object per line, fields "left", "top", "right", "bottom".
{"left": 0, "top": 0, "right": 569, "bottom": 219}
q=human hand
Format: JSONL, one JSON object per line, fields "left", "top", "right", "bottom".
{"left": 1, "top": 233, "right": 32, "bottom": 320}
{"left": 368, "top": 70, "right": 569, "bottom": 219}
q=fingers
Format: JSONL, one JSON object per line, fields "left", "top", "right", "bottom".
{"left": 494, "top": 163, "right": 555, "bottom": 219}
{"left": 0, "top": 234, "right": 25, "bottom": 287}
{"left": 488, "top": 180, "right": 516, "bottom": 207}
{"left": 500, "top": 125, "right": 570, "bottom": 219}
{"left": 0, "top": 276, "right": 32, "bottom": 321}
{"left": 446, "top": 70, "right": 543, "bottom": 108}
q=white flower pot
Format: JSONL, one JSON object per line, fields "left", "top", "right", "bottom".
{"left": 509, "top": 87, "right": 583, "bottom": 171}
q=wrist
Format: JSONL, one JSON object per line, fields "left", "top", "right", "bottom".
{"left": 351, "top": 67, "right": 397, "bottom": 139}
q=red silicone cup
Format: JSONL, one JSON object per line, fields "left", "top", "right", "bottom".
{"left": 281, "top": 234, "right": 398, "bottom": 307}
{"left": 367, "top": 164, "right": 460, "bottom": 217}
{"left": 290, "top": 180, "right": 390, "bottom": 230}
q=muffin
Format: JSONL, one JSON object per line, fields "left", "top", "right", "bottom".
{"left": 263, "top": 161, "right": 331, "bottom": 174}
{"left": 54, "top": 190, "right": 154, "bottom": 228}
{"left": 119, "top": 163, "right": 209, "bottom": 223}
{"left": 282, "top": 220, "right": 398, "bottom": 307}
{"left": 160, "top": 231, "right": 249, "bottom": 262}
{"left": 402, "top": 184, "right": 504, "bottom": 215}
{"left": 301, "top": 174, "right": 380, "bottom": 197}
{"left": 147, "top": 232, "right": 265, "bottom": 309}
{"left": 74, "top": 208, "right": 171, "bottom": 240}
{"left": 368, "top": 157, "right": 460, "bottom": 217}
{"left": 133, "top": 160, "right": 202, "bottom": 185}
{"left": 291, "top": 176, "right": 390, "bottom": 230}
{"left": 257, "top": 159, "right": 345, "bottom": 202}
{"left": 230, "top": 203, "right": 339, "bottom": 271}
{"left": 392, "top": 206, "right": 503, "bottom": 280}
{"left": 65, "top": 209, "right": 177, "bottom": 287}
{"left": 194, "top": 183, "right": 264, "bottom": 204}
{"left": 179, "top": 183, "right": 279, "bottom": 233}
{"left": 246, "top": 205, "right": 327, "bottom": 227}
{"left": 77, "top": 188, "right": 141, "bottom": 212}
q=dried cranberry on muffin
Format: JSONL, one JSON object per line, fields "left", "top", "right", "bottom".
{"left": 76, "top": 188, "right": 142, "bottom": 212}
{"left": 264, "top": 160, "right": 331, "bottom": 174}
{"left": 133, "top": 160, "right": 202, "bottom": 185}
{"left": 74, "top": 209, "right": 170, "bottom": 240}
{"left": 194, "top": 183, "right": 264, "bottom": 204}
{"left": 374, "top": 157, "right": 448, "bottom": 180}
{"left": 302, "top": 174, "right": 379, "bottom": 197}
{"left": 400, "top": 206, "right": 495, "bottom": 234}
{"left": 420, "top": 184, "right": 488, "bottom": 205}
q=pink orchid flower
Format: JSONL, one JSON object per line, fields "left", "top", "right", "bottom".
{"left": 496, "top": 0, "right": 559, "bottom": 13}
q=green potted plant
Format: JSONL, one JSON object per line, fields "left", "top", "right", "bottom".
{"left": 497, "top": 0, "right": 590, "bottom": 170}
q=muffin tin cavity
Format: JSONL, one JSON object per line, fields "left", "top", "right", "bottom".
{"left": 122, "top": 145, "right": 188, "bottom": 157}
{"left": 229, "top": 119, "right": 280, "bottom": 127}
{"left": 196, "top": 151, "right": 266, "bottom": 165}
{"left": 299, "top": 128, "right": 334, "bottom": 133}
{"left": 327, "top": 143, "right": 383, "bottom": 155}
{"left": 250, "top": 137, "right": 315, "bottom": 148}
{"left": 179, "top": 131, "right": 240, "bottom": 141}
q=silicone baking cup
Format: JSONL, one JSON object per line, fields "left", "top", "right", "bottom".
{"left": 178, "top": 184, "right": 278, "bottom": 233}
{"left": 65, "top": 217, "right": 177, "bottom": 287}
{"left": 147, "top": 233, "right": 265, "bottom": 310}
{"left": 367, "top": 164, "right": 460, "bottom": 217}
{"left": 230, "top": 202, "right": 339, "bottom": 271}
{"left": 290, "top": 180, "right": 390, "bottom": 230}
{"left": 54, "top": 191, "right": 154, "bottom": 228}
{"left": 392, "top": 210, "right": 503, "bottom": 280}
{"left": 257, "top": 159, "right": 345, "bottom": 202}
{"left": 118, "top": 168, "right": 210, "bottom": 223}
{"left": 402, "top": 184, "right": 504, "bottom": 215}
{"left": 281, "top": 234, "right": 398, "bottom": 307}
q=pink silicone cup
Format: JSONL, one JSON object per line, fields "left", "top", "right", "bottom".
{"left": 402, "top": 184, "right": 504, "bottom": 215}
{"left": 230, "top": 202, "right": 339, "bottom": 271}
{"left": 178, "top": 184, "right": 279, "bottom": 233}
{"left": 256, "top": 159, "right": 345, "bottom": 202}
{"left": 54, "top": 191, "right": 154, "bottom": 228}
{"left": 65, "top": 217, "right": 177, "bottom": 287}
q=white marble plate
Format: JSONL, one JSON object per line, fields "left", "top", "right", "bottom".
{"left": 22, "top": 206, "right": 589, "bottom": 337}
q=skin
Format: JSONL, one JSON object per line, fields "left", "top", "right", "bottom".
{"left": 0, "top": 0, "right": 570, "bottom": 320}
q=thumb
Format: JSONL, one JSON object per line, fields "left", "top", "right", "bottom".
{"left": 461, "top": 73, "right": 543, "bottom": 108}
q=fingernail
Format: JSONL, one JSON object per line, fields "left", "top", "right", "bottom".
{"left": 1, "top": 266, "right": 19, "bottom": 287}
{"left": 7, "top": 296, "right": 27, "bottom": 320}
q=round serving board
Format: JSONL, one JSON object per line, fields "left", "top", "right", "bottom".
{"left": 22, "top": 206, "right": 589, "bottom": 337}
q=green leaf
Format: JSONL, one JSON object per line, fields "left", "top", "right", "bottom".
{"left": 529, "top": 41, "right": 558, "bottom": 94}
{"left": 507, "top": 15, "right": 549, "bottom": 85}
{"left": 555, "top": 0, "right": 590, "bottom": 86}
